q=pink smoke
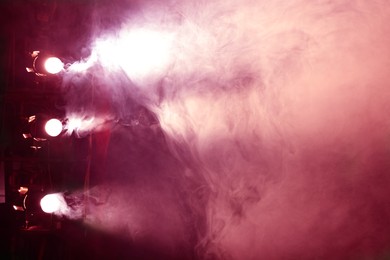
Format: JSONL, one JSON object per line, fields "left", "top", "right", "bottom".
{"left": 62, "top": 0, "right": 390, "bottom": 259}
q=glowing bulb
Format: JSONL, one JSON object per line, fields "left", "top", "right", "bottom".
{"left": 40, "top": 193, "right": 65, "bottom": 213}
{"left": 44, "top": 57, "right": 64, "bottom": 74}
{"left": 45, "top": 119, "right": 63, "bottom": 137}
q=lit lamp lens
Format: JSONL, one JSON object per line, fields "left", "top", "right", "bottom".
{"left": 44, "top": 57, "right": 64, "bottom": 74}
{"left": 44, "top": 119, "right": 63, "bottom": 137}
{"left": 40, "top": 194, "right": 63, "bottom": 213}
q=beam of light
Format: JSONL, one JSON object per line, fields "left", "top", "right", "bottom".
{"left": 58, "top": 1, "right": 390, "bottom": 259}
{"left": 93, "top": 29, "right": 173, "bottom": 79}
{"left": 64, "top": 116, "right": 94, "bottom": 137}
{"left": 64, "top": 115, "right": 112, "bottom": 137}
{"left": 44, "top": 118, "right": 63, "bottom": 137}
{"left": 64, "top": 28, "right": 173, "bottom": 83}
{"left": 40, "top": 193, "right": 67, "bottom": 214}
{"left": 44, "top": 57, "right": 64, "bottom": 74}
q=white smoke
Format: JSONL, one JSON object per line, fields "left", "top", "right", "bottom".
{"left": 61, "top": 0, "right": 390, "bottom": 259}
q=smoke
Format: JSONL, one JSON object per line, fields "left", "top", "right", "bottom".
{"left": 60, "top": 0, "right": 390, "bottom": 259}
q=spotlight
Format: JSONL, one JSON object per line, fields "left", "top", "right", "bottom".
{"left": 40, "top": 193, "right": 66, "bottom": 214}
{"left": 23, "top": 115, "right": 64, "bottom": 140}
{"left": 44, "top": 118, "right": 63, "bottom": 137}
{"left": 44, "top": 57, "right": 63, "bottom": 74}
{"left": 26, "top": 51, "right": 64, "bottom": 76}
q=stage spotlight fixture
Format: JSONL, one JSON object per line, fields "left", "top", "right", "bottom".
{"left": 23, "top": 115, "right": 64, "bottom": 139}
{"left": 11, "top": 187, "right": 62, "bottom": 228}
{"left": 26, "top": 51, "right": 64, "bottom": 76}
